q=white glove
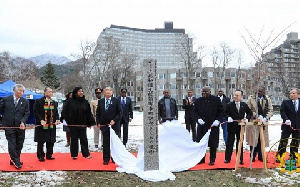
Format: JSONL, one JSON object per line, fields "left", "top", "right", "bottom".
{"left": 198, "top": 118, "right": 205, "bottom": 125}
{"left": 212, "top": 120, "right": 220, "bottom": 127}
{"left": 63, "top": 120, "right": 67, "bottom": 126}
{"left": 258, "top": 115, "right": 263, "bottom": 120}
{"left": 262, "top": 117, "right": 267, "bottom": 123}
{"left": 227, "top": 117, "right": 233, "bottom": 123}
{"left": 285, "top": 120, "right": 291, "bottom": 126}
{"left": 245, "top": 119, "right": 249, "bottom": 123}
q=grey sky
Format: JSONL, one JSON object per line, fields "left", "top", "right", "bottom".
{"left": 0, "top": 0, "right": 299, "bottom": 66}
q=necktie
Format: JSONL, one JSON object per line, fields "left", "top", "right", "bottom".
{"left": 14, "top": 99, "right": 18, "bottom": 107}
{"left": 293, "top": 101, "right": 298, "bottom": 112}
{"left": 122, "top": 98, "right": 125, "bottom": 108}
{"left": 236, "top": 102, "right": 240, "bottom": 112}
{"left": 105, "top": 99, "right": 110, "bottom": 111}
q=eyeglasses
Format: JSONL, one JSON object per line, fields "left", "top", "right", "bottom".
{"left": 96, "top": 92, "right": 102, "bottom": 94}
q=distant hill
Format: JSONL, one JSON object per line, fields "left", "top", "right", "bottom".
{"left": 29, "top": 53, "right": 71, "bottom": 67}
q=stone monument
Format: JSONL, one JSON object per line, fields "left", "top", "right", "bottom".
{"left": 142, "top": 59, "right": 159, "bottom": 171}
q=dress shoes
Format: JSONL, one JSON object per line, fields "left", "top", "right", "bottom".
{"left": 46, "top": 156, "right": 55, "bottom": 160}
{"left": 38, "top": 157, "right": 45, "bottom": 162}
{"left": 258, "top": 158, "right": 263, "bottom": 162}
{"left": 10, "top": 160, "right": 22, "bottom": 169}
{"left": 72, "top": 157, "right": 78, "bottom": 160}
{"left": 224, "top": 160, "right": 230, "bottom": 163}
{"left": 209, "top": 161, "right": 215, "bottom": 166}
{"left": 85, "top": 156, "right": 92, "bottom": 159}
{"left": 103, "top": 161, "right": 109, "bottom": 165}
{"left": 10, "top": 160, "right": 23, "bottom": 165}
{"left": 239, "top": 161, "right": 244, "bottom": 165}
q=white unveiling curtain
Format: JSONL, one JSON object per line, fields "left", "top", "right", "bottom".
{"left": 110, "top": 120, "right": 210, "bottom": 182}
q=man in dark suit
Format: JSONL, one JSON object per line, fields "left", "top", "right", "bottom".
{"left": 96, "top": 86, "right": 122, "bottom": 165}
{"left": 117, "top": 88, "right": 133, "bottom": 146}
{"left": 182, "top": 90, "right": 196, "bottom": 141}
{"left": 217, "top": 89, "right": 231, "bottom": 143}
{"left": 33, "top": 87, "right": 60, "bottom": 162}
{"left": 224, "top": 90, "right": 252, "bottom": 164}
{"left": 192, "top": 86, "right": 224, "bottom": 165}
{"left": 277, "top": 88, "right": 300, "bottom": 160}
{"left": 0, "top": 84, "right": 30, "bottom": 169}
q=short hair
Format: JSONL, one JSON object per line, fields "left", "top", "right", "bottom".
{"left": 44, "top": 87, "right": 51, "bottom": 93}
{"left": 202, "top": 86, "right": 211, "bottom": 91}
{"left": 290, "top": 88, "right": 300, "bottom": 95}
{"left": 94, "top": 88, "right": 102, "bottom": 93}
{"left": 13, "top": 84, "right": 25, "bottom": 91}
{"left": 121, "top": 88, "right": 127, "bottom": 92}
{"left": 235, "top": 89, "right": 244, "bottom": 96}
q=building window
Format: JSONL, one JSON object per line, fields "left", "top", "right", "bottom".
{"left": 195, "top": 83, "right": 201, "bottom": 89}
{"left": 230, "top": 72, "right": 235, "bottom": 77}
{"left": 159, "top": 84, "right": 165, "bottom": 90}
{"left": 208, "top": 72, "right": 213, "bottom": 77}
{"left": 195, "top": 72, "right": 201, "bottom": 77}
{"left": 182, "top": 72, "right": 187, "bottom": 78}
{"left": 127, "top": 81, "right": 133, "bottom": 87}
{"left": 170, "top": 84, "right": 177, "bottom": 90}
{"left": 170, "top": 73, "right": 176, "bottom": 79}
{"left": 229, "top": 84, "right": 235, "bottom": 89}
{"left": 158, "top": 73, "right": 166, "bottom": 79}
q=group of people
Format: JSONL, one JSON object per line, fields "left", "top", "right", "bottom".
{"left": 0, "top": 83, "right": 299, "bottom": 169}
{"left": 160, "top": 86, "right": 300, "bottom": 166}
{"left": 0, "top": 85, "right": 133, "bottom": 169}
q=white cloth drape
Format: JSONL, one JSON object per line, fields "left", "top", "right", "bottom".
{"left": 110, "top": 120, "right": 211, "bottom": 182}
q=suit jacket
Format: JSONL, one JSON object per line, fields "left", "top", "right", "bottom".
{"left": 192, "top": 95, "right": 224, "bottom": 128}
{"left": 219, "top": 94, "right": 230, "bottom": 113}
{"left": 117, "top": 96, "right": 133, "bottom": 122}
{"left": 0, "top": 95, "right": 30, "bottom": 127}
{"left": 96, "top": 97, "right": 122, "bottom": 132}
{"left": 225, "top": 101, "right": 252, "bottom": 133}
{"left": 182, "top": 96, "right": 195, "bottom": 119}
{"left": 280, "top": 98, "right": 300, "bottom": 130}
{"left": 33, "top": 97, "right": 59, "bottom": 143}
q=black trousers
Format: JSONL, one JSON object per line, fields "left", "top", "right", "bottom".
{"left": 197, "top": 125, "right": 219, "bottom": 163}
{"left": 37, "top": 142, "right": 54, "bottom": 158}
{"left": 70, "top": 127, "right": 90, "bottom": 157}
{"left": 5, "top": 129, "right": 25, "bottom": 164}
{"left": 225, "top": 129, "right": 243, "bottom": 162}
{"left": 277, "top": 129, "right": 300, "bottom": 159}
{"left": 185, "top": 117, "right": 196, "bottom": 142}
{"left": 119, "top": 118, "right": 129, "bottom": 146}
{"left": 250, "top": 134, "right": 262, "bottom": 160}
{"left": 102, "top": 125, "right": 119, "bottom": 163}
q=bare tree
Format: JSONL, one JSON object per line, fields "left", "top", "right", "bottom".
{"left": 241, "top": 23, "right": 294, "bottom": 89}
{"left": 175, "top": 35, "right": 204, "bottom": 91}
{"left": 211, "top": 47, "right": 220, "bottom": 94}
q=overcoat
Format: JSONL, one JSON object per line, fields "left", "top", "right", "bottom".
{"left": 245, "top": 95, "right": 273, "bottom": 147}
{"left": 33, "top": 97, "right": 59, "bottom": 143}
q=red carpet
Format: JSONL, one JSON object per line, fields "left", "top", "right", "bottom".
{"left": 0, "top": 152, "right": 278, "bottom": 172}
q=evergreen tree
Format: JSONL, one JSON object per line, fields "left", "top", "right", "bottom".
{"left": 40, "top": 61, "right": 60, "bottom": 89}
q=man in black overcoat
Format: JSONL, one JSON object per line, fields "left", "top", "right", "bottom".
{"left": 117, "top": 88, "right": 133, "bottom": 146}
{"left": 33, "top": 87, "right": 59, "bottom": 161}
{"left": 192, "top": 86, "right": 224, "bottom": 165}
{"left": 96, "top": 86, "right": 122, "bottom": 165}
{"left": 0, "top": 84, "right": 30, "bottom": 169}
{"left": 182, "top": 90, "right": 196, "bottom": 141}
{"left": 277, "top": 88, "right": 300, "bottom": 160}
{"left": 224, "top": 90, "right": 252, "bottom": 165}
